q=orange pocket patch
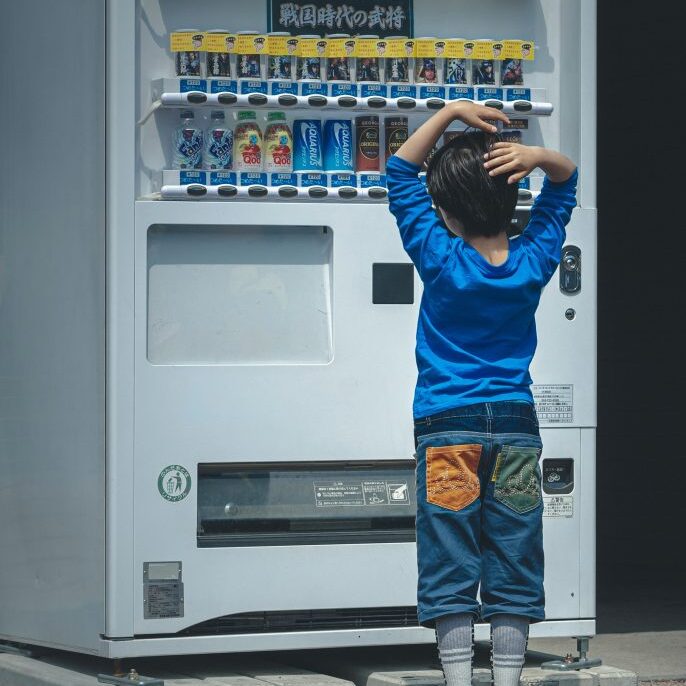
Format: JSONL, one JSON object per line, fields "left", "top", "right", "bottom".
{"left": 426, "top": 444, "right": 482, "bottom": 511}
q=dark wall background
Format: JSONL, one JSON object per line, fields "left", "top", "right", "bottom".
{"left": 596, "top": 2, "right": 685, "bottom": 603}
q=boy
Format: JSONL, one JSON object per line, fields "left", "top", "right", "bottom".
{"left": 385, "top": 101, "right": 577, "bottom": 686}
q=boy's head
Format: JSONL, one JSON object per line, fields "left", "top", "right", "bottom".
{"left": 427, "top": 131, "right": 518, "bottom": 238}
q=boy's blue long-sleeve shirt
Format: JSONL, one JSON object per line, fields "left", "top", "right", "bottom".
{"left": 386, "top": 154, "right": 578, "bottom": 419}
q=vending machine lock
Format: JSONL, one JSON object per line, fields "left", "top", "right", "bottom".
{"left": 560, "top": 245, "right": 581, "bottom": 294}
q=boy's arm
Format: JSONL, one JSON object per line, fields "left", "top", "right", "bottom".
{"left": 388, "top": 102, "right": 510, "bottom": 280}
{"left": 484, "top": 143, "right": 577, "bottom": 281}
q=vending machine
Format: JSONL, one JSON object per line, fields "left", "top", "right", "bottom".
{"left": 0, "top": 0, "right": 596, "bottom": 659}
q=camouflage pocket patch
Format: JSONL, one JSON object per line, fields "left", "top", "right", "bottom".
{"left": 493, "top": 445, "right": 542, "bottom": 514}
{"left": 426, "top": 444, "right": 482, "bottom": 512}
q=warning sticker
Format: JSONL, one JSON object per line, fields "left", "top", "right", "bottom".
{"left": 532, "top": 384, "right": 573, "bottom": 423}
{"left": 314, "top": 480, "right": 410, "bottom": 507}
{"left": 543, "top": 495, "right": 574, "bottom": 518}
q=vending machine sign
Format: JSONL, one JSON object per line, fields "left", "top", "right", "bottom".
{"left": 268, "top": 1, "right": 414, "bottom": 38}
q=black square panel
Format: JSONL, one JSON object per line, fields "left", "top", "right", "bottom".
{"left": 372, "top": 263, "right": 415, "bottom": 305}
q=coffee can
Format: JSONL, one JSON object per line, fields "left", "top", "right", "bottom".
{"left": 296, "top": 34, "right": 325, "bottom": 81}
{"left": 173, "top": 29, "right": 204, "bottom": 77}
{"left": 355, "top": 115, "right": 380, "bottom": 172}
{"left": 384, "top": 116, "right": 408, "bottom": 165}
{"left": 293, "top": 119, "right": 324, "bottom": 172}
{"left": 384, "top": 35, "right": 412, "bottom": 84}
{"left": 414, "top": 37, "right": 443, "bottom": 84}
{"left": 236, "top": 30, "right": 265, "bottom": 79}
{"left": 500, "top": 57, "right": 524, "bottom": 86}
{"left": 205, "top": 29, "right": 233, "bottom": 78}
{"left": 267, "top": 31, "right": 295, "bottom": 80}
{"left": 323, "top": 119, "right": 354, "bottom": 173}
{"left": 326, "top": 33, "right": 354, "bottom": 82}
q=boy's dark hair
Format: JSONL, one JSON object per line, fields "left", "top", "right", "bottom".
{"left": 426, "top": 130, "right": 518, "bottom": 238}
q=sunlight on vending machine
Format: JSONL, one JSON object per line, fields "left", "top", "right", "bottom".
{"left": 0, "top": 0, "right": 595, "bottom": 658}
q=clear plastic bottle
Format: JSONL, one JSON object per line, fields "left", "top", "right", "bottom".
{"left": 204, "top": 110, "right": 233, "bottom": 170}
{"left": 263, "top": 112, "right": 293, "bottom": 173}
{"left": 233, "top": 110, "right": 263, "bottom": 171}
{"left": 172, "top": 109, "right": 203, "bottom": 169}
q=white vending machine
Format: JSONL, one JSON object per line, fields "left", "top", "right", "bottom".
{"left": 0, "top": 0, "right": 596, "bottom": 659}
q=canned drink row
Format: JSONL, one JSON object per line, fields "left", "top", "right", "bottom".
{"left": 171, "top": 30, "right": 528, "bottom": 87}
{"left": 292, "top": 115, "right": 409, "bottom": 173}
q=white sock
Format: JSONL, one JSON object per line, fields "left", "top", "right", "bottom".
{"left": 490, "top": 614, "right": 530, "bottom": 686}
{"left": 435, "top": 613, "right": 474, "bottom": 686}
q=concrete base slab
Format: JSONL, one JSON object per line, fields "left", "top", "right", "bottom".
{"left": 0, "top": 646, "right": 642, "bottom": 686}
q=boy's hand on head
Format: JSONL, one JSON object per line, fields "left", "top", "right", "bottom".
{"left": 449, "top": 102, "right": 510, "bottom": 133}
{"left": 483, "top": 142, "right": 542, "bottom": 184}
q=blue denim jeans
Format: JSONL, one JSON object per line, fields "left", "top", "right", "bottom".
{"left": 414, "top": 400, "right": 545, "bottom": 628}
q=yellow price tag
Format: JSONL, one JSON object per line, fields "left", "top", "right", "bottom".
{"left": 386, "top": 37, "right": 414, "bottom": 58}
{"left": 170, "top": 32, "right": 205, "bottom": 52}
{"left": 298, "top": 36, "right": 327, "bottom": 57}
{"left": 326, "top": 37, "right": 356, "bottom": 58}
{"left": 205, "top": 33, "right": 236, "bottom": 53}
{"left": 236, "top": 34, "right": 267, "bottom": 54}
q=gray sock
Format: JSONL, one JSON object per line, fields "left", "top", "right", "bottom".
{"left": 435, "top": 613, "right": 474, "bottom": 686}
{"left": 489, "top": 614, "right": 530, "bottom": 686}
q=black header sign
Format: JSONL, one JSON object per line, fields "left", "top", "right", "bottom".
{"left": 268, "top": 2, "right": 414, "bottom": 37}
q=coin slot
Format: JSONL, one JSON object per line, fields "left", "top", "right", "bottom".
{"left": 278, "top": 186, "right": 299, "bottom": 198}
{"left": 247, "top": 93, "right": 268, "bottom": 106}
{"left": 217, "top": 185, "right": 238, "bottom": 197}
{"left": 186, "top": 184, "right": 207, "bottom": 196}
{"left": 217, "top": 93, "right": 238, "bottom": 105}
{"left": 186, "top": 92, "right": 207, "bottom": 104}
{"left": 247, "top": 186, "right": 268, "bottom": 198}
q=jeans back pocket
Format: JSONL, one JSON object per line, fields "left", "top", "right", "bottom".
{"left": 493, "top": 444, "right": 542, "bottom": 514}
{"left": 426, "top": 444, "right": 482, "bottom": 512}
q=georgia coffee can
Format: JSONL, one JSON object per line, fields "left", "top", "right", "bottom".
{"left": 355, "top": 115, "right": 380, "bottom": 171}
{"left": 384, "top": 116, "right": 408, "bottom": 163}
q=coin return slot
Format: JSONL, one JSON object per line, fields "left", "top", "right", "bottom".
{"left": 217, "top": 93, "right": 237, "bottom": 105}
